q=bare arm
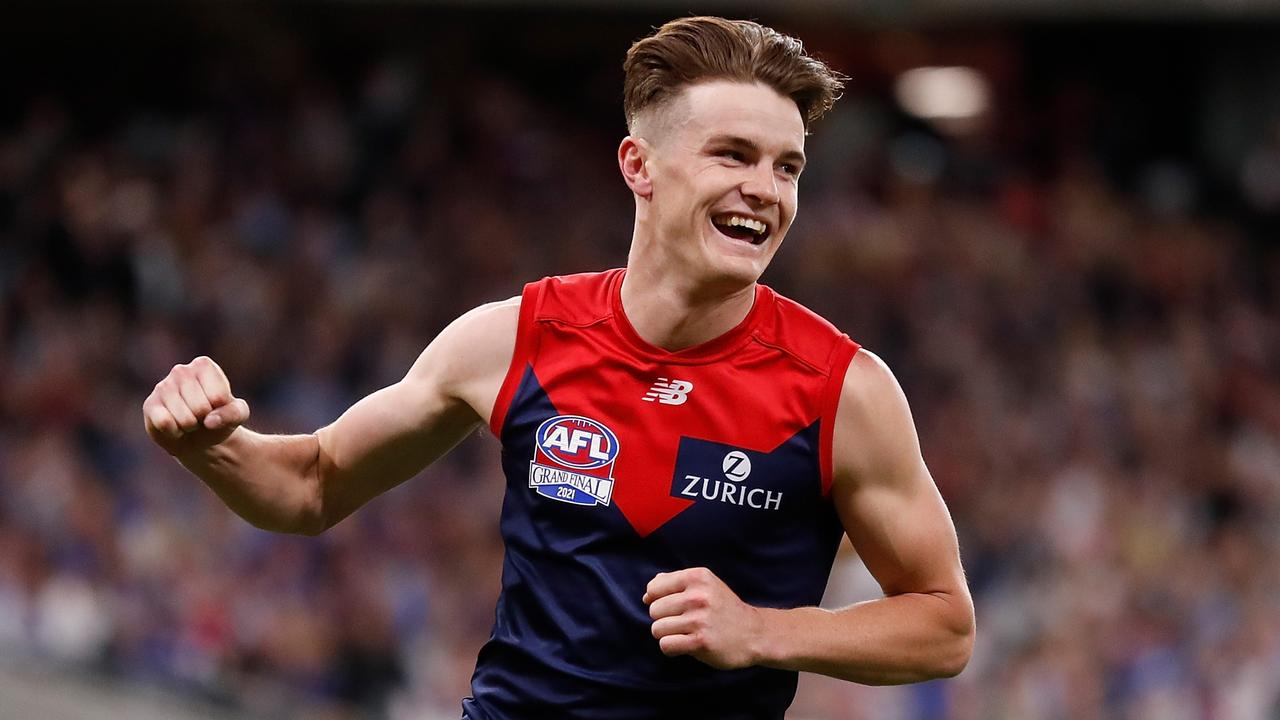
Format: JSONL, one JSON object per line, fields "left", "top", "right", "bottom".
{"left": 142, "top": 298, "right": 518, "bottom": 535}
{"left": 754, "top": 349, "right": 975, "bottom": 683}
{"left": 644, "top": 349, "right": 974, "bottom": 683}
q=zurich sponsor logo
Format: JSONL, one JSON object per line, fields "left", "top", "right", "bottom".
{"left": 675, "top": 448, "right": 782, "bottom": 511}
{"left": 530, "top": 415, "right": 620, "bottom": 506}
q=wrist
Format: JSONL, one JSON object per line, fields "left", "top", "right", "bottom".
{"left": 174, "top": 426, "right": 244, "bottom": 470}
{"left": 750, "top": 606, "right": 790, "bottom": 668}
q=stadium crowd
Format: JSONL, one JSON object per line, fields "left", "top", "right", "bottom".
{"left": 1, "top": 15, "right": 1279, "bottom": 720}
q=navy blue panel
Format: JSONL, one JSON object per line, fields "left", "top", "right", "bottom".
{"left": 468, "top": 365, "right": 843, "bottom": 720}
{"left": 653, "top": 427, "right": 844, "bottom": 611}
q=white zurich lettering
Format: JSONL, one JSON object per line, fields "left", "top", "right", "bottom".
{"left": 681, "top": 474, "right": 702, "bottom": 497}
{"left": 642, "top": 378, "right": 694, "bottom": 406}
{"left": 677, "top": 473, "right": 782, "bottom": 511}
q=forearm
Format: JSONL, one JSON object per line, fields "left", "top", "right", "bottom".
{"left": 755, "top": 591, "right": 974, "bottom": 685}
{"left": 176, "top": 428, "right": 324, "bottom": 535}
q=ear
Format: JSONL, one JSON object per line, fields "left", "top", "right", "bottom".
{"left": 618, "top": 136, "right": 653, "bottom": 199}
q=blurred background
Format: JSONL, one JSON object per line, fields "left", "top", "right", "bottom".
{"left": 2, "top": 1, "right": 1279, "bottom": 718}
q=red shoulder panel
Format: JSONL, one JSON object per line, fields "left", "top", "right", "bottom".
{"left": 534, "top": 269, "right": 620, "bottom": 327}
{"left": 758, "top": 289, "right": 861, "bottom": 495}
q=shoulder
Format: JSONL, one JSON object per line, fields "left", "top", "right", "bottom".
{"left": 832, "top": 348, "right": 922, "bottom": 488}
{"left": 840, "top": 349, "right": 907, "bottom": 417}
{"left": 404, "top": 296, "right": 521, "bottom": 411}
{"left": 441, "top": 296, "right": 522, "bottom": 353}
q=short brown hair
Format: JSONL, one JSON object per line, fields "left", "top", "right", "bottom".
{"left": 623, "top": 16, "right": 844, "bottom": 133}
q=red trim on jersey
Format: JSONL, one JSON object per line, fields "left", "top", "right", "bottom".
{"left": 489, "top": 280, "right": 545, "bottom": 438}
{"left": 819, "top": 340, "right": 860, "bottom": 496}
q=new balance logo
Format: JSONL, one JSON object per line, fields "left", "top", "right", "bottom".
{"left": 642, "top": 378, "right": 693, "bottom": 406}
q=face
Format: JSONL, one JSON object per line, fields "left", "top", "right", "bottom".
{"left": 628, "top": 80, "right": 807, "bottom": 289}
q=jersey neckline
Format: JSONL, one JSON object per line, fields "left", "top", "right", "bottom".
{"left": 607, "top": 268, "right": 771, "bottom": 365}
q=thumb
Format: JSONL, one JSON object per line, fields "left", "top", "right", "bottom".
{"left": 203, "top": 398, "right": 250, "bottom": 430}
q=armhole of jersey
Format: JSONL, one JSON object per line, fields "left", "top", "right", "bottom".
{"left": 819, "top": 339, "right": 860, "bottom": 497}
{"left": 488, "top": 279, "right": 545, "bottom": 439}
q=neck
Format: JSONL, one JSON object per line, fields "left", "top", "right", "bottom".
{"left": 619, "top": 262, "right": 757, "bottom": 352}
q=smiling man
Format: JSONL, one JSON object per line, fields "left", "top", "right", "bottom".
{"left": 143, "top": 16, "right": 974, "bottom": 719}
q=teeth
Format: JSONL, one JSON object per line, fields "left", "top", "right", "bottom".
{"left": 717, "top": 215, "right": 767, "bottom": 236}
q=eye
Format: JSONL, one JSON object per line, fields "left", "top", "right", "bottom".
{"left": 779, "top": 163, "right": 801, "bottom": 177}
{"left": 717, "top": 149, "right": 746, "bottom": 163}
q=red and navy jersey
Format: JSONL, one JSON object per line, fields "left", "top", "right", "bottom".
{"left": 466, "top": 269, "right": 860, "bottom": 720}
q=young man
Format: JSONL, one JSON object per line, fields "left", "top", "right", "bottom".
{"left": 143, "top": 16, "right": 974, "bottom": 719}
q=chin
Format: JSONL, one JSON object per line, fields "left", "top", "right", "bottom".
{"left": 699, "top": 251, "right": 773, "bottom": 290}
{"left": 699, "top": 232, "right": 776, "bottom": 286}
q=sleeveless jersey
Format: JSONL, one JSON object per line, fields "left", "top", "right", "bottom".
{"left": 465, "top": 268, "right": 860, "bottom": 720}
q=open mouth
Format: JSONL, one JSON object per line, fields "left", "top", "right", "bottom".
{"left": 711, "top": 213, "right": 770, "bottom": 245}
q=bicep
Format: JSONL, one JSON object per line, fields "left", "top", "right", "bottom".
{"left": 314, "top": 298, "right": 518, "bottom": 524}
{"left": 830, "top": 350, "right": 967, "bottom": 598}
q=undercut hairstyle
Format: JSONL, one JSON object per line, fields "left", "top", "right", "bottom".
{"left": 623, "top": 16, "right": 845, "bottom": 134}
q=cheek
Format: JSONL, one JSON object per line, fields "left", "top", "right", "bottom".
{"left": 780, "top": 190, "right": 799, "bottom": 224}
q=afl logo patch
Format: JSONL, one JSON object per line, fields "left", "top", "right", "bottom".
{"left": 535, "top": 415, "right": 619, "bottom": 469}
{"left": 529, "top": 415, "right": 620, "bottom": 506}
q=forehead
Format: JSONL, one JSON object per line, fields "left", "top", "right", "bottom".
{"left": 667, "top": 80, "right": 805, "bottom": 152}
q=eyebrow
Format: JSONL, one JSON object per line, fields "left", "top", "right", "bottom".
{"left": 706, "top": 134, "right": 807, "bottom": 168}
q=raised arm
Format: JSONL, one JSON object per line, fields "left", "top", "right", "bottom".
{"left": 142, "top": 298, "right": 519, "bottom": 535}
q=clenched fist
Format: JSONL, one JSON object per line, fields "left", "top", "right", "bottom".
{"left": 644, "top": 567, "right": 766, "bottom": 670}
{"left": 142, "top": 356, "right": 250, "bottom": 456}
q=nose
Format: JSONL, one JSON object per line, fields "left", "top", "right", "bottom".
{"left": 741, "top": 162, "right": 780, "bottom": 207}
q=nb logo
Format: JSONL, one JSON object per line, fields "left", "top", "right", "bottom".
{"left": 642, "top": 378, "right": 694, "bottom": 406}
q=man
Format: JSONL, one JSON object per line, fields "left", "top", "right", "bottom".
{"left": 143, "top": 16, "right": 974, "bottom": 719}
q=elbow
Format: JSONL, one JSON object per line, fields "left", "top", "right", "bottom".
{"left": 290, "top": 511, "right": 329, "bottom": 537}
{"left": 247, "top": 515, "right": 325, "bottom": 537}
{"left": 932, "top": 601, "right": 976, "bottom": 679}
{"left": 933, "top": 632, "right": 973, "bottom": 679}
{"left": 293, "top": 434, "right": 331, "bottom": 536}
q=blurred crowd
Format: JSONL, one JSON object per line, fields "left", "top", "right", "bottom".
{"left": 2, "top": 11, "right": 1279, "bottom": 720}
